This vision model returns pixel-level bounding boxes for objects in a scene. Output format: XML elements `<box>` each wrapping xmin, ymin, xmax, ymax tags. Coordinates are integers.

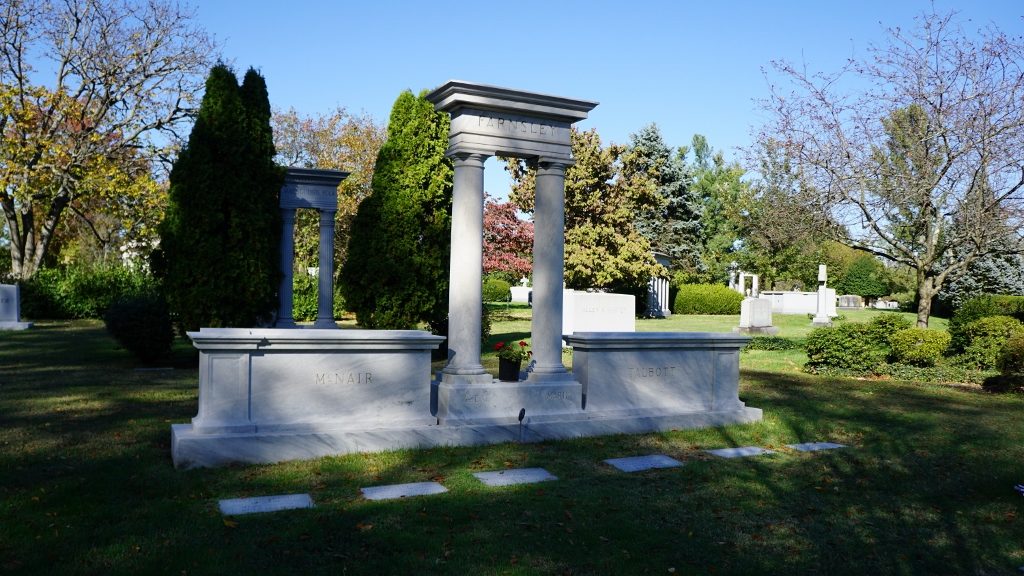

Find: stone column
<box><xmin>313</xmin><ymin>209</ymin><xmax>337</xmax><ymax>329</ymax></box>
<box><xmin>752</xmin><ymin>275</ymin><xmax>759</xmax><ymax>298</ymax></box>
<box><xmin>442</xmin><ymin>153</ymin><xmax>490</xmax><ymax>383</ymax></box>
<box><xmin>276</xmin><ymin>208</ymin><xmax>297</xmax><ymax>328</ymax></box>
<box><xmin>529</xmin><ymin>158</ymin><xmax>574</xmax><ymax>382</ymax></box>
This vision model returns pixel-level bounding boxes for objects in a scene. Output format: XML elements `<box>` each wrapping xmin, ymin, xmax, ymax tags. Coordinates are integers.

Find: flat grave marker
<box><xmin>706</xmin><ymin>446</ymin><xmax>775</xmax><ymax>459</ymax></box>
<box><xmin>604</xmin><ymin>454</ymin><xmax>683</xmax><ymax>472</ymax></box>
<box><xmin>360</xmin><ymin>482</ymin><xmax>448</xmax><ymax>501</ymax></box>
<box><xmin>787</xmin><ymin>442</ymin><xmax>847</xmax><ymax>452</ymax></box>
<box><xmin>218</xmin><ymin>493</ymin><xmax>314</xmax><ymax>516</ymax></box>
<box><xmin>472</xmin><ymin>468</ymin><xmax>557</xmax><ymax>487</ymax></box>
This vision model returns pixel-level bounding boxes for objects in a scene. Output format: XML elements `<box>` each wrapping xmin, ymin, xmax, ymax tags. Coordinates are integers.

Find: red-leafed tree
<box><xmin>483</xmin><ymin>194</ymin><xmax>533</xmax><ymax>281</ymax></box>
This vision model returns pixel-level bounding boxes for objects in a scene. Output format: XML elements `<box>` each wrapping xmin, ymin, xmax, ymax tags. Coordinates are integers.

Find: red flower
<box><xmin>495</xmin><ymin>342</ymin><xmax>505</xmax><ymax>351</ymax></box>
<box><xmin>518</xmin><ymin>340</ymin><xmax>527</xmax><ymax>347</ymax></box>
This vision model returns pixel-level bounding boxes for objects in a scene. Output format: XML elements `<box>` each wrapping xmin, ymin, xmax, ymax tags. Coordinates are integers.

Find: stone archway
<box><xmin>426</xmin><ymin>81</ymin><xmax>597</xmax><ymax>424</ymax></box>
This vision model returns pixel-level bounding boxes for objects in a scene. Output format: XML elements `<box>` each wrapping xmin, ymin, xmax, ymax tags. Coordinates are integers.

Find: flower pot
<box><xmin>497</xmin><ymin>358</ymin><xmax>521</xmax><ymax>382</ymax></box>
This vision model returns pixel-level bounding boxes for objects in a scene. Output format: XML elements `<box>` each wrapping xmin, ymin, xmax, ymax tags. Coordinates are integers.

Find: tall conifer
<box><xmin>155</xmin><ymin>65</ymin><xmax>282</xmax><ymax>331</ymax></box>
<box><xmin>340</xmin><ymin>90</ymin><xmax>452</xmax><ymax>330</ymax></box>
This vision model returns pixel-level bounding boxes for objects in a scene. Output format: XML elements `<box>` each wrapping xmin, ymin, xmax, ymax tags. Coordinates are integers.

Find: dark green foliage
<box><xmin>957</xmin><ymin>315</ymin><xmax>1024</xmax><ymax>370</ymax></box>
<box><xmin>865</xmin><ymin>313</ymin><xmax>913</xmax><ymax>347</ymax></box>
<box><xmin>888</xmin><ymin>328</ymin><xmax>950</xmax><ymax>367</ymax></box>
<box><xmin>102</xmin><ymin>292</ymin><xmax>174</xmax><ymax>364</ymax></box>
<box><xmin>20</xmin><ymin>265</ymin><xmax>153</xmax><ymax>319</ymax></box>
<box><xmin>836</xmin><ymin>254</ymin><xmax>889</xmax><ymax>299</ymax></box>
<box><xmin>290</xmin><ymin>273</ymin><xmax>345</xmax><ymax>322</ymax></box>
<box><xmin>482</xmin><ymin>277</ymin><xmax>511</xmax><ymax>302</ymax></box>
<box><xmin>154</xmin><ymin>65</ymin><xmax>283</xmax><ymax>332</ymax></box>
<box><xmin>885</xmin><ymin>363</ymin><xmax>995</xmax><ymax>386</ymax></box>
<box><xmin>804</xmin><ymin>323</ymin><xmax>887</xmax><ymax>374</ymax></box>
<box><xmin>743</xmin><ymin>336</ymin><xmax>804</xmax><ymax>351</ymax></box>
<box><xmin>673</xmin><ymin>284</ymin><xmax>744</xmax><ymax>315</ymax></box>
<box><xmin>948</xmin><ymin>295</ymin><xmax>1024</xmax><ymax>351</ymax></box>
<box><xmin>997</xmin><ymin>332</ymin><xmax>1024</xmax><ymax>375</ymax></box>
<box><xmin>340</xmin><ymin>90</ymin><xmax>452</xmax><ymax>330</ymax></box>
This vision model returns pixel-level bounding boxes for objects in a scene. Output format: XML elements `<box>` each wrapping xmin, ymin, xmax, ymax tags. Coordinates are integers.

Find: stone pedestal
<box><xmin>811</xmin><ymin>265</ymin><xmax>832</xmax><ymax>326</ymax></box>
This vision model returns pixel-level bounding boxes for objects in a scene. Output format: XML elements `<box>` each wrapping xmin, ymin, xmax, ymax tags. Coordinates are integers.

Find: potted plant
<box><xmin>495</xmin><ymin>340</ymin><xmax>530</xmax><ymax>381</ymax></box>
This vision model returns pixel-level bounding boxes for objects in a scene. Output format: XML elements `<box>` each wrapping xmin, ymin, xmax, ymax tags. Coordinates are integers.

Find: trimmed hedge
<box><xmin>743</xmin><ymin>336</ymin><xmax>804</xmax><ymax>351</ymax></box>
<box><xmin>997</xmin><ymin>332</ymin><xmax>1024</xmax><ymax>375</ymax></box>
<box><xmin>20</xmin><ymin>265</ymin><xmax>154</xmax><ymax>319</ymax></box>
<box><xmin>291</xmin><ymin>273</ymin><xmax>346</xmax><ymax>323</ymax></box>
<box><xmin>805</xmin><ymin>323</ymin><xmax>887</xmax><ymax>374</ymax></box>
<box><xmin>673</xmin><ymin>284</ymin><xmax>744</xmax><ymax>315</ymax></box>
<box><xmin>482</xmin><ymin>277</ymin><xmax>511</xmax><ymax>302</ymax></box>
<box><xmin>888</xmin><ymin>328</ymin><xmax>950</xmax><ymax>367</ymax></box>
<box><xmin>949</xmin><ymin>295</ymin><xmax>1024</xmax><ymax>351</ymax></box>
<box><xmin>958</xmin><ymin>315</ymin><xmax>1024</xmax><ymax>370</ymax></box>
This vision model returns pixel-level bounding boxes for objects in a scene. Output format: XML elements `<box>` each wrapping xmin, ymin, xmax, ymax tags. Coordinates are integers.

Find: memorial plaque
<box><xmin>472</xmin><ymin>468</ymin><xmax>557</xmax><ymax>487</ymax></box>
<box><xmin>360</xmin><ymin>482</ymin><xmax>447</xmax><ymax>501</ymax></box>
<box><xmin>706</xmin><ymin>446</ymin><xmax>775</xmax><ymax>458</ymax></box>
<box><xmin>787</xmin><ymin>442</ymin><xmax>846</xmax><ymax>452</ymax></box>
<box><xmin>218</xmin><ymin>493</ymin><xmax>314</xmax><ymax>515</ymax></box>
<box><xmin>604</xmin><ymin>454</ymin><xmax>683</xmax><ymax>473</ymax></box>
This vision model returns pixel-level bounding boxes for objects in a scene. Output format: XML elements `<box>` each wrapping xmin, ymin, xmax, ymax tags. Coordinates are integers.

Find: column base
<box><xmin>312</xmin><ymin>319</ymin><xmax>338</xmax><ymax>329</ymax></box>
<box><xmin>526</xmin><ymin>363</ymin><xmax>575</xmax><ymax>383</ymax></box>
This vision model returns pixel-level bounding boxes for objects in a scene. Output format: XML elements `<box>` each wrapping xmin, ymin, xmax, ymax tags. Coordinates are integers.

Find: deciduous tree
<box><xmin>757</xmin><ymin>11</ymin><xmax>1024</xmax><ymax>326</ymax></box>
<box><xmin>0</xmin><ymin>0</ymin><xmax>214</xmax><ymax>278</ymax></box>
<box><xmin>483</xmin><ymin>194</ymin><xmax>532</xmax><ymax>281</ymax></box>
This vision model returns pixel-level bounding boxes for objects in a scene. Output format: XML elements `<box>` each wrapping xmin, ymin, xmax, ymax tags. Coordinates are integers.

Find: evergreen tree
<box><xmin>339</xmin><ymin>90</ymin><xmax>452</xmax><ymax>330</ymax></box>
<box><xmin>154</xmin><ymin>65</ymin><xmax>283</xmax><ymax>331</ymax></box>
<box><xmin>624</xmin><ymin>124</ymin><xmax>703</xmax><ymax>274</ymax></box>
<box><xmin>687</xmin><ymin>135</ymin><xmax>749</xmax><ymax>283</ymax></box>
<box><xmin>836</xmin><ymin>253</ymin><xmax>890</xmax><ymax>299</ymax></box>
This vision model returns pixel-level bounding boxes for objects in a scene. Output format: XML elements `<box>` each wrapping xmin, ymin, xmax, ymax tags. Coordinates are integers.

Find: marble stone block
<box><xmin>433</xmin><ymin>378</ymin><xmax>583</xmax><ymax>425</ymax></box>
<box><xmin>473</xmin><ymin>467</ymin><xmax>557</xmax><ymax>487</ymax></box>
<box><xmin>562</xmin><ymin>290</ymin><xmax>636</xmax><ymax>336</ymax></box>
<box><xmin>737</xmin><ymin>297</ymin><xmax>777</xmax><ymax>335</ymax></box>
<box><xmin>837</xmin><ymin>295</ymin><xmax>864</xmax><ymax>309</ymax></box>
<box><xmin>218</xmin><ymin>493</ymin><xmax>314</xmax><ymax>515</ymax></box>
<box><xmin>564</xmin><ymin>332</ymin><xmax>754</xmax><ymax>416</ymax></box>
<box><xmin>361</xmin><ymin>482</ymin><xmax>447</xmax><ymax>501</ymax></box>
<box><xmin>706</xmin><ymin>446</ymin><xmax>775</xmax><ymax>458</ymax></box>
<box><xmin>0</xmin><ymin>284</ymin><xmax>31</xmax><ymax>330</ymax></box>
<box><xmin>604</xmin><ymin>454</ymin><xmax>683</xmax><ymax>472</ymax></box>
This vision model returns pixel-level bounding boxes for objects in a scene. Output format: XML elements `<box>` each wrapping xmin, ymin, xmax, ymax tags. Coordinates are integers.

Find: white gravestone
<box><xmin>562</xmin><ymin>290</ymin><xmax>635</xmax><ymax>336</ymax></box>
<box><xmin>510</xmin><ymin>277</ymin><xmax>531</xmax><ymax>303</ymax></box>
<box><xmin>0</xmin><ymin>284</ymin><xmax>31</xmax><ymax>330</ymax></box>
<box><xmin>737</xmin><ymin>297</ymin><xmax>778</xmax><ymax>335</ymax></box>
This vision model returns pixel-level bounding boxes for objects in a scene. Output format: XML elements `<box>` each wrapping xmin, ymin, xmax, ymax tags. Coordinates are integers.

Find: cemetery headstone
<box><xmin>0</xmin><ymin>284</ymin><xmax>31</xmax><ymax>330</ymax></box>
<box><xmin>837</xmin><ymin>294</ymin><xmax>864</xmax><ymax>309</ymax></box>
<box><xmin>736</xmin><ymin>297</ymin><xmax>778</xmax><ymax>335</ymax></box>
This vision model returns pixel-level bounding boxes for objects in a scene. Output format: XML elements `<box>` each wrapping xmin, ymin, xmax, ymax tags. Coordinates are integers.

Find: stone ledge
<box><xmin>171</xmin><ymin>407</ymin><xmax>762</xmax><ymax>469</ymax></box>
<box><xmin>0</xmin><ymin>321</ymin><xmax>32</xmax><ymax>331</ymax></box>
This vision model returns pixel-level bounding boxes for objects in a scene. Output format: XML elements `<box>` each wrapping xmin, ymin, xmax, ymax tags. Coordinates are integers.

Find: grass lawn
<box><xmin>2</xmin><ymin>316</ymin><xmax>1023</xmax><ymax>575</ymax></box>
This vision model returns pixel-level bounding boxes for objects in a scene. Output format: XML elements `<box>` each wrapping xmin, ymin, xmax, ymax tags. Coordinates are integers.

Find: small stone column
<box><xmin>313</xmin><ymin>209</ymin><xmax>337</xmax><ymax>329</ymax></box>
<box><xmin>276</xmin><ymin>209</ymin><xmax>297</xmax><ymax>328</ymax></box>
<box><xmin>441</xmin><ymin>153</ymin><xmax>490</xmax><ymax>383</ymax></box>
<box><xmin>812</xmin><ymin>264</ymin><xmax>831</xmax><ymax>326</ymax></box>
<box><xmin>529</xmin><ymin>159</ymin><xmax>574</xmax><ymax>382</ymax></box>
<box><xmin>751</xmin><ymin>274</ymin><xmax>759</xmax><ymax>298</ymax></box>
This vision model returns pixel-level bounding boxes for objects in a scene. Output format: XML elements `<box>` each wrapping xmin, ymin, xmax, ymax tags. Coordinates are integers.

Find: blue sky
<box><xmin>196</xmin><ymin>1</ymin><xmax>1023</xmax><ymax>195</ymax></box>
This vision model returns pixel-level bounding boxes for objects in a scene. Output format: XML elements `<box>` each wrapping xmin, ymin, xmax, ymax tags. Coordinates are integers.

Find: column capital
<box><xmin>451</xmin><ymin>152</ymin><xmax>490</xmax><ymax>167</ymax></box>
<box><xmin>536</xmin><ymin>157</ymin><xmax>575</xmax><ymax>172</ymax></box>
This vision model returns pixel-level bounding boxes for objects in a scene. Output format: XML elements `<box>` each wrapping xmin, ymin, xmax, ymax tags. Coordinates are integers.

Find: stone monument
<box><xmin>736</xmin><ymin>297</ymin><xmax>777</xmax><ymax>335</ymax></box>
<box><xmin>811</xmin><ymin>264</ymin><xmax>833</xmax><ymax>326</ymax></box>
<box><xmin>0</xmin><ymin>284</ymin><xmax>31</xmax><ymax>330</ymax></box>
<box><xmin>275</xmin><ymin>168</ymin><xmax>349</xmax><ymax>328</ymax></box>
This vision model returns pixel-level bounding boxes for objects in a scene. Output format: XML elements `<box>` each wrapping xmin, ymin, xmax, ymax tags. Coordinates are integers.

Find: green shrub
<box><xmin>103</xmin><ymin>292</ymin><xmax>174</xmax><ymax>364</ymax></box>
<box><xmin>21</xmin><ymin>265</ymin><xmax>153</xmax><ymax>319</ymax></box>
<box><xmin>805</xmin><ymin>323</ymin><xmax>886</xmax><ymax>374</ymax></box>
<box><xmin>482</xmin><ymin>277</ymin><xmax>511</xmax><ymax>302</ymax></box>
<box><xmin>886</xmin><ymin>363</ymin><xmax>994</xmax><ymax>386</ymax></box>
<box><xmin>673</xmin><ymin>284</ymin><xmax>744</xmax><ymax>315</ymax></box>
<box><xmin>997</xmin><ymin>332</ymin><xmax>1024</xmax><ymax>375</ymax></box>
<box><xmin>949</xmin><ymin>295</ymin><xmax>1024</xmax><ymax>351</ymax></box>
<box><xmin>888</xmin><ymin>328</ymin><xmax>950</xmax><ymax>367</ymax></box>
<box><xmin>291</xmin><ymin>273</ymin><xmax>345</xmax><ymax>322</ymax></box>
<box><xmin>957</xmin><ymin>315</ymin><xmax>1024</xmax><ymax>370</ymax></box>
<box><xmin>744</xmin><ymin>336</ymin><xmax>804</xmax><ymax>351</ymax></box>
<box><xmin>865</xmin><ymin>313</ymin><xmax>913</xmax><ymax>346</ymax></box>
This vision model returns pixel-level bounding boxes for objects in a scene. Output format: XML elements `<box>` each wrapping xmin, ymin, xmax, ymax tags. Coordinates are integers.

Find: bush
<box><xmin>291</xmin><ymin>273</ymin><xmax>346</xmax><ymax>323</ymax></box>
<box><xmin>997</xmin><ymin>332</ymin><xmax>1024</xmax><ymax>375</ymax></box>
<box><xmin>886</xmin><ymin>363</ymin><xmax>994</xmax><ymax>386</ymax></box>
<box><xmin>673</xmin><ymin>284</ymin><xmax>744</xmax><ymax>315</ymax></box>
<box><xmin>957</xmin><ymin>315</ymin><xmax>1024</xmax><ymax>370</ymax></box>
<box><xmin>805</xmin><ymin>323</ymin><xmax>886</xmax><ymax>374</ymax></box>
<box><xmin>21</xmin><ymin>265</ymin><xmax>154</xmax><ymax>319</ymax></box>
<box><xmin>888</xmin><ymin>328</ymin><xmax>950</xmax><ymax>367</ymax></box>
<box><xmin>865</xmin><ymin>313</ymin><xmax>913</xmax><ymax>346</ymax></box>
<box><xmin>482</xmin><ymin>277</ymin><xmax>511</xmax><ymax>302</ymax></box>
<box><xmin>103</xmin><ymin>292</ymin><xmax>174</xmax><ymax>364</ymax></box>
<box><xmin>949</xmin><ymin>295</ymin><xmax>1024</xmax><ymax>351</ymax></box>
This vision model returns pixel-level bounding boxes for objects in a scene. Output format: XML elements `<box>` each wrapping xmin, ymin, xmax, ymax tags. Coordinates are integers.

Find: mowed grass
<box><xmin>2</xmin><ymin>316</ymin><xmax>1023</xmax><ymax>575</ymax></box>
